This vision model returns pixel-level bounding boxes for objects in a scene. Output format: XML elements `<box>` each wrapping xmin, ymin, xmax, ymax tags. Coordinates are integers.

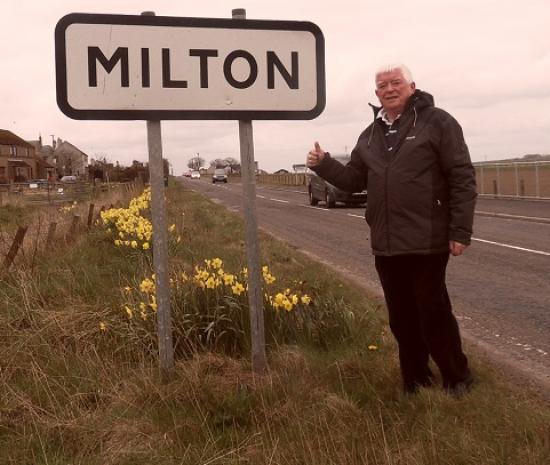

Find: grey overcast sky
<box><xmin>2</xmin><ymin>0</ymin><xmax>549</xmax><ymax>174</ymax></box>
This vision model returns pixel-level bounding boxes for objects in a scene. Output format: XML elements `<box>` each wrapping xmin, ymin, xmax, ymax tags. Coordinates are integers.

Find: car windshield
<box><xmin>214</xmin><ymin>169</ymin><xmax>226</xmax><ymax>175</ymax></box>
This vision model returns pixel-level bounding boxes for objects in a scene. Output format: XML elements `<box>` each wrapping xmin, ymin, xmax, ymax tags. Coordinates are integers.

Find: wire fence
<box><xmin>474</xmin><ymin>161</ymin><xmax>550</xmax><ymax>200</ymax></box>
<box><xmin>254</xmin><ymin>161</ymin><xmax>550</xmax><ymax>201</ymax></box>
<box><xmin>0</xmin><ymin>181</ymin><xmax>133</xmax><ymax>206</ymax></box>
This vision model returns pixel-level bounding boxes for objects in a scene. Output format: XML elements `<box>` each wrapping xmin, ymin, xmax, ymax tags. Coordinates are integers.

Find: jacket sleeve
<box><xmin>311</xmin><ymin>141</ymin><xmax>368</xmax><ymax>193</ymax></box>
<box><xmin>438</xmin><ymin>114</ymin><xmax>477</xmax><ymax>245</ymax></box>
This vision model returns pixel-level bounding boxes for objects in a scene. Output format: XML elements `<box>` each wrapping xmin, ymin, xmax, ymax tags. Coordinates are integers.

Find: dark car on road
<box><xmin>307</xmin><ymin>154</ymin><xmax>367</xmax><ymax>208</ymax></box>
<box><xmin>212</xmin><ymin>168</ymin><xmax>228</xmax><ymax>183</ymax></box>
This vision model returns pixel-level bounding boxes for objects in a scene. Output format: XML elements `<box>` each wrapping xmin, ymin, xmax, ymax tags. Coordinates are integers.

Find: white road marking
<box><xmin>257</xmin><ymin>195</ymin><xmax>266</xmax><ymax>199</ymax></box>
<box><xmin>472</xmin><ymin>237</ymin><xmax>550</xmax><ymax>256</ymax></box>
<box><xmin>300</xmin><ymin>205</ymin><xmax>330</xmax><ymax>211</ymax></box>
<box><xmin>477</xmin><ymin>211</ymin><xmax>550</xmax><ymax>223</ymax></box>
<box><xmin>331</xmin><ymin>214</ymin><xmax>550</xmax><ymax>256</ymax></box>
<box><xmin>270</xmin><ymin>198</ymin><xmax>289</xmax><ymax>203</ymax></box>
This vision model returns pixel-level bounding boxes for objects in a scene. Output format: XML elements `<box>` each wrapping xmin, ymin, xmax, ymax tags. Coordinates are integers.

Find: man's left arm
<box><xmin>438</xmin><ymin>114</ymin><xmax>477</xmax><ymax>255</ymax></box>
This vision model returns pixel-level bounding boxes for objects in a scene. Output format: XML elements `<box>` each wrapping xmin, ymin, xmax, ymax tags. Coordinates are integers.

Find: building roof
<box><xmin>0</xmin><ymin>129</ymin><xmax>34</xmax><ymax>149</ymax></box>
<box><xmin>55</xmin><ymin>140</ymin><xmax>89</xmax><ymax>159</ymax></box>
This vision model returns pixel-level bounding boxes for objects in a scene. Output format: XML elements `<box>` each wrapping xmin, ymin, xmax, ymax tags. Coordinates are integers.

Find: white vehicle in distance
<box><xmin>212</xmin><ymin>168</ymin><xmax>228</xmax><ymax>183</ymax></box>
<box><xmin>60</xmin><ymin>175</ymin><xmax>78</xmax><ymax>183</ymax></box>
<box><xmin>190</xmin><ymin>170</ymin><xmax>201</xmax><ymax>179</ymax></box>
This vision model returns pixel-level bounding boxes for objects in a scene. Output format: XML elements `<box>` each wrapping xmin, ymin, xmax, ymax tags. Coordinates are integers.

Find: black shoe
<box><xmin>446</xmin><ymin>375</ymin><xmax>475</xmax><ymax>398</ymax></box>
<box><xmin>404</xmin><ymin>374</ymin><xmax>436</xmax><ymax>394</ymax></box>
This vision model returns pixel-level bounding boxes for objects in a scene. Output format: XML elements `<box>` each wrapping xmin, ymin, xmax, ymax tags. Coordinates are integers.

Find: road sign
<box><xmin>55</xmin><ymin>13</ymin><xmax>325</xmax><ymax>120</ymax></box>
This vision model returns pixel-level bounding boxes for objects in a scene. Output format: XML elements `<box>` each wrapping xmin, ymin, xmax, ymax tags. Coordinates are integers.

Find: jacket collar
<box><xmin>368</xmin><ymin>89</ymin><xmax>434</xmax><ymax>121</ymax></box>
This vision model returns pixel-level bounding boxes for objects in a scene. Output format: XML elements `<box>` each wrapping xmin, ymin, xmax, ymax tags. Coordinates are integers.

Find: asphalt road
<box><xmin>180</xmin><ymin>177</ymin><xmax>550</xmax><ymax>389</ymax></box>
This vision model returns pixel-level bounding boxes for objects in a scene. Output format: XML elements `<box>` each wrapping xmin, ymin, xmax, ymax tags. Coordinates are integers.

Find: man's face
<box><xmin>375</xmin><ymin>69</ymin><xmax>416</xmax><ymax>115</ymax></box>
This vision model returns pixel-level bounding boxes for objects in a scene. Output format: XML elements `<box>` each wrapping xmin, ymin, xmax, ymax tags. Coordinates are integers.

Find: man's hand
<box><xmin>307</xmin><ymin>141</ymin><xmax>326</xmax><ymax>167</ymax></box>
<box><xmin>449</xmin><ymin>240</ymin><xmax>468</xmax><ymax>256</ymax></box>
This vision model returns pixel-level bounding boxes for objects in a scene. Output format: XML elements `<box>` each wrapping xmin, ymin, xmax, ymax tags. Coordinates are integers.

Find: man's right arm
<box><xmin>307</xmin><ymin>141</ymin><xmax>367</xmax><ymax>193</ymax></box>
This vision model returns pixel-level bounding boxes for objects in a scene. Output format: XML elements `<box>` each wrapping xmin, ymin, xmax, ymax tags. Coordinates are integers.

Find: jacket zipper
<box><xmin>385</xmin><ymin>167</ymin><xmax>391</xmax><ymax>254</ymax></box>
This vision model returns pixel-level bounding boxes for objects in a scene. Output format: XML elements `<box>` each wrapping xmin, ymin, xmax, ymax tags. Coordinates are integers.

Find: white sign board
<box><xmin>55</xmin><ymin>13</ymin><xmax>325</xmax><ymax>120</ymax></box>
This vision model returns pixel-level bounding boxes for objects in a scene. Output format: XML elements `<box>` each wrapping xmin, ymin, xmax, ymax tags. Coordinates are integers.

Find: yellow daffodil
<box><xmin>232</xmin><ymin>282</ymin><xmax>245</xmax><ymax>296</ymax></box>
<box><xmin>223</xmin><ymin>273</ymin><xmax>235</xmax><ymax>285</ymax></box>
<box><xmin>99</xmin><ymin>322</ymin><xmax>106</xmax><ymax>331</ymax></box>
<box><xmin>368</xmin><ymin>345</ymin><xmax>378</xmax><ymax>351</ymax></box>
<box><xmin>124</xmin><ymin>305</ymin><xmax>134</xmax><ymax>319</ymax></box>
<box><xmin>139</xmin><ymin>278</ymin><xmax>155</xmax><ymax>294</ymax></box>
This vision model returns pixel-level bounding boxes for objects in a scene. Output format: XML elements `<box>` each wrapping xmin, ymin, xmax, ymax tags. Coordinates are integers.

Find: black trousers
<box><xmin>375</xmin><ymin>253</ymin><xmax>471</xmax><ymax>391</ymax></box>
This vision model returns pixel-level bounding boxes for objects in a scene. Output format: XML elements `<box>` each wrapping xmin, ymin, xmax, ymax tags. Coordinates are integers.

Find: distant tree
<box><xmin>187</xmin><ymin>156</ymin><xmax>205</xmax><ymax>170</ymax></box>
<box><xmin>224</xmin><ymin>157</ymin><xmax>240</xmax><ymax>173</ymax></box>
<box><xmin>210</xmin><ymin>158</ymin><xmax>227</xmax><ymax>168</ymax></box>
<box><xmin>163</xmin><ymin>158</ymin><xmax>170</xmax><ymax>176</ymax></box>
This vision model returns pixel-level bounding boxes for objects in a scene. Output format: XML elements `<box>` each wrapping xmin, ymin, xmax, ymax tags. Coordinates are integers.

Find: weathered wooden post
<box><xmin>3</xmin><ymin>226</ymin><xmax>29</xmax><ymax>269</ymax></box>
<box><xmin>87</xmin><ymin>203</ymin><xmax>95</xmax><ymax>228</ymax></box>
<box><xmin>232</xmin><ymin>8</ymin><xmax>268</xmax><ymax>373</ymax></box>
<box><xmin>142</xmin><ymin>10</ymin><xmax>175</xmax><ymax>382</ymax></box>
<box><xmin>69</xmin><ymin>214</ymin><xmax>80</xmax><ymax>237</ymax></box>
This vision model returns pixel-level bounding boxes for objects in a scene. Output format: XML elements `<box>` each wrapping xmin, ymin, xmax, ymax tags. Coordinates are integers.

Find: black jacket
<box><xmin>312</xmin><ymin>90</ymin><xmax>477</xmax><ymax>256</ymax></box>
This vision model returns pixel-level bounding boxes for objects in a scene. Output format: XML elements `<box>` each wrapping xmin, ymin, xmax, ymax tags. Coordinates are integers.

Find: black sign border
<box><xmin>55</xmin><ymin>13</ymin><xmax>326</xmax><ymax>121</ymax></box>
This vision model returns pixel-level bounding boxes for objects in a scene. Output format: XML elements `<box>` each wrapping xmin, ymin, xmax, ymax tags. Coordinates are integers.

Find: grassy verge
<box><xmin>0</xmin><ymin>180</ymin><xmax>548</xmax><ymax>465</ymax></box>
<box><xmin>0</xmin><ymin>203</ymin><xmax>33</xmax><ymax>229</ymax></box>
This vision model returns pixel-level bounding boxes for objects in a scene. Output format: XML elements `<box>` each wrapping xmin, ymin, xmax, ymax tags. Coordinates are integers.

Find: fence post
<box><xmin>87</xmin><ymin>203</ymin><xmax>95</xmax><ymax>228</ymax></box>
<box><xmin>514</xmin><ymin>163</ymin><xmax>519</xmax><ymax>198</ymax></box>
<box><xmin>3</xmin><ymin>226</ymin><xmax>29</xmax><ymax>269</ymax></box>
<box><xmin>46</xmin><ymin>222</ymin><xmax>57</xmax><ymax>248</ymax></box>
<box><xmin>69</xmin><ymin>215</ymin><xmax>80</xmax><ymax>238</ymax></box>
<box><xmin>479</xmin><ymin>165</ymin><xmax>484</xmax><ymax>195</ymax></box>
<box><xmin>535</xmin><ymin>162</ymin><xmax>540</xmax><ymax>198</ymax></box>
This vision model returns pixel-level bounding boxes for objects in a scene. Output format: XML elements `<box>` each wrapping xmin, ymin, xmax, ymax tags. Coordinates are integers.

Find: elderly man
<box><xmin>307</xmin><ymin>64</ymin><xmax>476</xmax><ymax>395</ymax></box>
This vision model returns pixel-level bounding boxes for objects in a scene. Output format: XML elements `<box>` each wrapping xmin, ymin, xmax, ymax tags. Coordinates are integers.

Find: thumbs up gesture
<box><xmin>307</xmin><ymin>141</ymin><xmax>326</xmax><ymax>167</ymax></box>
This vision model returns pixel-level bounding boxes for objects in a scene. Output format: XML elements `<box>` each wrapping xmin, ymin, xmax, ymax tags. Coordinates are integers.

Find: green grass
<box><xmin>0</xmin><ymin>203</ymin><xmax>33</xmax><ymax>229</ymax></box>
<box><xmin>0</xmin><ymin>181</ymin><xmax>548</xmax><ymax>464</ymax></box>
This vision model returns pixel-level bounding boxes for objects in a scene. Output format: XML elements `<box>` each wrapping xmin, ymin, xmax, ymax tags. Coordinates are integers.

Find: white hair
<box><xmin>375</xmin><ymin>63</ymin><xmax>414</xmax><ymax>84</ymax></box>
